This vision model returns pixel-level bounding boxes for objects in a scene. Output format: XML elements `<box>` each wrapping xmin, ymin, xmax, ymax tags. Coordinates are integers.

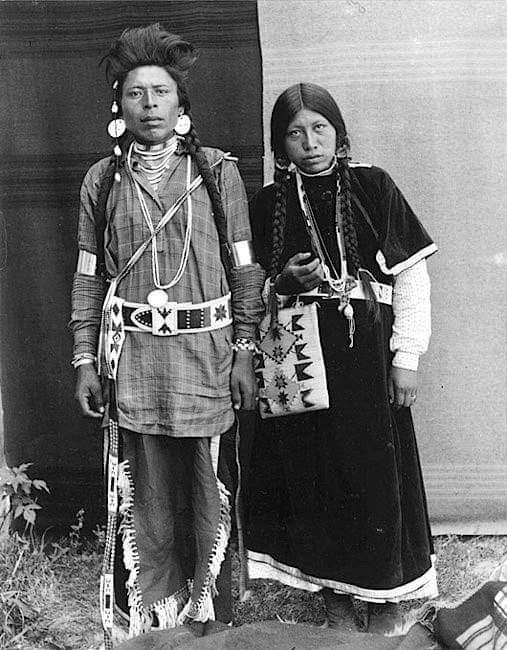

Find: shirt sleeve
<box><xmin>390</xmin><ymin>259</ymin><xmax>431</xmax><ymax>371</ymax></box>
<box><xmin>69</xmin><ymin>164</ymin><xmax>108</xmax><ymax>358</ymax></box>
<box><xmin>219</xmin><ymin>158</ymin><xmax>266</xmax><ymax>340</ymax></box>
<box><xmin>376</xmin><ymin>170</ymin><xmax>437</xmax><ymax>275</ymax></box>
<box><xmin>219</xmin><ymin>157</ymin><xmax>252</xmax><ymax>243</ymax></box>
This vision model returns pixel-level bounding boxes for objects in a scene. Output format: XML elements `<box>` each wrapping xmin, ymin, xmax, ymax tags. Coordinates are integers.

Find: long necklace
<box><xmin>127</xmin><ymin>141</ymin><xmax>193</xmax><ymax>293</ymax></box>
<box><xmin>295</xmin><ymin>167</ymin><xmax>357</xmax><ymax>346</ymax></box>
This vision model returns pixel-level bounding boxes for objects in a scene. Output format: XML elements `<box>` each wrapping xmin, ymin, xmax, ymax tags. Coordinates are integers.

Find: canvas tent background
<box><xmin>0</xmin><ymin>0</ymin><xmax>505</xmax><ymax>534</ymax></box>
<box><xmin>257</xmin><ymin>0</ymin><xmax>506</xmax><ymax>533</ymax></box>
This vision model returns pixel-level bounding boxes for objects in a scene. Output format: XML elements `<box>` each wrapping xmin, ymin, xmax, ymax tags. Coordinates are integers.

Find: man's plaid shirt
<box><xmin>70</xmin><ymin>147</ymin><xmax>264</xmax><ymax>436</ymax></box>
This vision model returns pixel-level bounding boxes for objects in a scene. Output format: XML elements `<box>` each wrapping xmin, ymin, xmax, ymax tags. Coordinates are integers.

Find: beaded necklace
<box><xmin>127</xmin><ymin>141</ymin><xmax>193</xmax><ymax>293</ymax></box>
<box><xmin>295</xmin><ymin>165</ymin><xmax>357</xmax><ymax>346</ymax></box>
<box><xmin>133</xmin><ymin>136</ymin><xmax>180</xmax><ymax>189</ymax></box>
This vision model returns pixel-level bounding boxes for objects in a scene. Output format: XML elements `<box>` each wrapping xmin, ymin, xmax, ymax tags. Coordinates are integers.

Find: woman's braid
<box><xmin>337</xmin><ymin>158</ymin><xmax>361</xmax><ymax>278</ymax></box>
<box><xmin>269</xmin><ymin>166</ymin><xmax>290</xmax><ymax>280</ymax></box>
<box><xmin>338</xmin><ymin>157</ymin><xmax>380</xmax><ymax>319</ymax></box>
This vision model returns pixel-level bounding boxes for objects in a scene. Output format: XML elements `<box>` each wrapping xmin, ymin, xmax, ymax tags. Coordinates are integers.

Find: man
<box><xmin>69</xmin><ymin>24</ymin><xmax>264</xmax><ymax>643</ymax></box>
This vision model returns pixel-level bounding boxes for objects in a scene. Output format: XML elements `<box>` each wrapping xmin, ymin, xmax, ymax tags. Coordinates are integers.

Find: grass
<box><xmin>0</xmin><ymin>529</ymin><xmax>505</xmax><ymax>649</ymax></box>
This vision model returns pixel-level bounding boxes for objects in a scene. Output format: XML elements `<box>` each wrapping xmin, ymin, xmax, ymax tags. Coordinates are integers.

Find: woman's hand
<box><xmin>75</xmin><ymin>364</ymin><xmax>105</xmax><ymax>418</ymax></box>
<box><xmin>230</xmin><ymin>350</ymin><xmax>257</xmax><ymax>411</ymax></box>
<box><xmin>275</xmin><ymin>252</ymin><xmax>324</xmax><ymax>294</ymax></box>
<box><xmin>389</xmin><ymin>366</ymin><xmax>418</xmax><ymax>409</ymax></box>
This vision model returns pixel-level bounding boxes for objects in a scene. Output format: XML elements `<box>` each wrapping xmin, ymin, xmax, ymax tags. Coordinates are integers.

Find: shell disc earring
<box><xmin>174</xmin><ymin>114</ymin><xmax>191</xmax><ymax>136</ymax></box>
<box><xmin>107</xmin><ymin>81</ymin><xmax>126</xmax><ymax>182</ymax></box>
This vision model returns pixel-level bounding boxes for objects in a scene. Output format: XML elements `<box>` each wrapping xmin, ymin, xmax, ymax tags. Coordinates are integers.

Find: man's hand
<box><xmin>389</xmin><ymin>366</ymin><xmax>418</xmax><ymax>409</ymax></box>
<box><xmin>275</xmin><ymin>252</ymin><xmax>324</xmax><ymax>295</ymax></box>
<box><xmin>75</xmin><ymin>364</ymin><xmax>105</xmax><ymax>418</ymax></box>
<box><xmin>230</xmin><ymin>350</ymin><xmax>257</xmax><ymax>411</ymax></box>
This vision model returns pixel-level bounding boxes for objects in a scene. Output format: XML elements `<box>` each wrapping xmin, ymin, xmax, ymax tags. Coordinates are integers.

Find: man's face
<box><xmin>121</xmin><ymin>65</ymin><xmax>182</xmax><ymax>145</ymax></box>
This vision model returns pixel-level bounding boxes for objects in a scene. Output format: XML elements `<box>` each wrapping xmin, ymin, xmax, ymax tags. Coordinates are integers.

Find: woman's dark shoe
<box><xmin>367</xmin><ymin>602</ymin><xmax>404</xmax><ymax>635</ymax></box>
<box><xmin>321</xmin><ymin>588</ymin><xmax>357</xmax><ymax>631</ymax></box>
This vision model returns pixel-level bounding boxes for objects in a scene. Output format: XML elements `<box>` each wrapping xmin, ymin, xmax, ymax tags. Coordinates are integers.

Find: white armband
<box><xmin>77</xmin><ymin>250</ymin><xmax>97</xmax><ymax>276</ymax></box>
<box><xmin>231</xmin><ymin>240</ymin><xmax>256</xmax><ymax>266</ymax></box>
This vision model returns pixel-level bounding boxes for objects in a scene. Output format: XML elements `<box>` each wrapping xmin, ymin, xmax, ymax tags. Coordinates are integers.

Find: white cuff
<box><xmin>392</xmin><ymin>351</ymin><xmax>419</xmax><ymax>371</ymax></box>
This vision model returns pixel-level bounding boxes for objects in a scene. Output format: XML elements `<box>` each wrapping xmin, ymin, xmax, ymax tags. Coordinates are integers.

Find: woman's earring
<box><xmin>107</xmin><ymin>81</ymin><xmax>126</xmax><ymax>182</ymax></box>
<box><xmin>274</xmin><ymin>155</ymin><xmax>290</xmax><ymax>171</ymax></box>
<box><xmin>336</xmin><ymin>144</ymin><xmax>349</xmax><ymax>160</ymax></box>
<box><xmin>174</xmin><ymin>114</ymin><xmax>191</xmax><ymax>136</ymax></box>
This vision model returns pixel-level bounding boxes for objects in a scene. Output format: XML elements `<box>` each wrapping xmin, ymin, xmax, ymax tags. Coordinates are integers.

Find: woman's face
<box><xmin>121</xmin><ymin>65</ymin><xmax>182</xmax><ymax>144</ymax></box>
<box><xmin>284</xmin><ymin>108</ymin><xmax>337</xmax><ymax>174</ymax></box>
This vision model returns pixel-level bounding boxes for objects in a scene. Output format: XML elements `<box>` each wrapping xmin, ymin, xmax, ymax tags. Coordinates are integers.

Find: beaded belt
<box><xmin>299</xmin><ymin>281</ymin><xmax>393</xmax><ymax>305</ymax></box>
<box><xmin>122</xmin><ymin>293</ymin><xmax>232</xmax><ymax>336</ymax></box>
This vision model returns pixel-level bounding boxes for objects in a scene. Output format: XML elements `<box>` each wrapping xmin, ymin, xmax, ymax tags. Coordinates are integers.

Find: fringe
<box><xmin>117</xmin><ymin>462</ymin><xmax>187</xmax><ymax>636</ymax></box>
<box><xmin>177</xmin><ymin>477</ymin><xmax>231</xmax><ymax>624</ymax></box>
<box><xmin>118</xmin><ymin>461</ymin><xmax>150</xmax><ymax>637</ymax></box>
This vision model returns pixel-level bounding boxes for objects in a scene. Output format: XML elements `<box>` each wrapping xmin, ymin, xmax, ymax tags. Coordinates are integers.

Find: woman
<box><xmin>69</xmin><ymin>24</ymin><xmax>264</xmax><ymax>642</ymax></box>
<box><xmin>246</xmin><ymin>83</ymin><xmax>438</xmax><ymax>634</ymax></box>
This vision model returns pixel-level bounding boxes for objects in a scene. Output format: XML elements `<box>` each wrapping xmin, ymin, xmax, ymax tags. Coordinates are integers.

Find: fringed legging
<box><xmin>112</xmin><ymin>425</ymin><xmax>235</xmax><ymax>636</ymax></box>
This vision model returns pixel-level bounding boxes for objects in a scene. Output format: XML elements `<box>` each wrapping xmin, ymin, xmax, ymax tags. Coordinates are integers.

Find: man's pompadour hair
<box><xmin>101</xmin><ymin>23</ymin><xmax>197</xmax><ymax>86</ymax></box>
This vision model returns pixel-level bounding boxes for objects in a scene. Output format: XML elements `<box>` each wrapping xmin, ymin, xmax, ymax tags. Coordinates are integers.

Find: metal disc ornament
<box><xmin>107</xmin><ymin>118</ymin><xmax>126</xmax><ymax>139</ymax></box>
<box><xmin>147</xmin><ymin>289</ymin><xmax>169</xmax><ymax>308</ymax></box>
<box><xmin>174</xmin><ymin>114</ymin><xmax>191</xmax><ymax>136</ymax></box>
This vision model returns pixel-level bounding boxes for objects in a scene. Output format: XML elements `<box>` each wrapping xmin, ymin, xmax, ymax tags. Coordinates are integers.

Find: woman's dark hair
<box><xmin>269</xmin><ymin>83</ymin><xmax>378</xmax><ymax>317</ymax></box>
<box><xmin>100</xmin><ymin>24</ymin><xmax>229</xmax><ymax>268</ymax></box>
<box><xmin>270</xmin><ymin>83</ymin><xmax>349</xmax><ymax>161</ymax></box>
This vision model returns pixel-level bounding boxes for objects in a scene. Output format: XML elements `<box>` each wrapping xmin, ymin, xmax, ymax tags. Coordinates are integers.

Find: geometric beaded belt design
<box><xmin>122</xmin><ymin>293</ymin><xmax>232</xmax><ymax>336</ymax></box>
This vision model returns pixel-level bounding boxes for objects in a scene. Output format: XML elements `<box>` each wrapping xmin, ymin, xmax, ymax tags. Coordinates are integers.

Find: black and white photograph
<box><xmin>0</xmin><ymin>1</ymin><xmax>505</xmax><ymax>648</ymax></box>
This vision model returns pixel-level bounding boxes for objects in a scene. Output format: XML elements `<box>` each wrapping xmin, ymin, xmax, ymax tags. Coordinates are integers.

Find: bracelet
<box><xmin>71</xmin><ymin>353</ymin><xmax>97</xmax><ymax>369</ymax></box>
<box><xmin>231</xmin><ymin>338</ymin><xmax>257</xmax><ymax>353</ymax></box>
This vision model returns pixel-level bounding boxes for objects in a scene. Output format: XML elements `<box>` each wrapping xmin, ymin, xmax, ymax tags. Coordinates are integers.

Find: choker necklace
<box><xmin>133</xmin><ymin>136</ymin><xmax>179</xmax><ymax>188</ymax></box>
<box><xmin>298</xmin><ymin>157</ymin><xmax>337</xmax><ymax>177</ymax></box>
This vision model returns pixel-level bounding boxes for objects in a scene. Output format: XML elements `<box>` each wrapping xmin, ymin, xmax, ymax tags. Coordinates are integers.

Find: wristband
<box><xmin>71</xmin><ymin>353</ymin><xmax>97</xmax><ymax>369</ymax></box>
<box><xmin>231</xmin><ymin>338</ymin><xmax>257</xmax><ymax>353</ymax></box>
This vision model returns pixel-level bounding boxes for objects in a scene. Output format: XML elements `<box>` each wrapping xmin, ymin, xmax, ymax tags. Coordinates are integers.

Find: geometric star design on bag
<box><xmin>272</xmin><ymin>345</ymin><xmax>285</xmax><ymax>362</ymax></box>
<box><xmin>264</xmin><ymin>368</ymin><xmax>300</xmax><ymax>410</ymax></box>
<box><xmin>255</xmin><ymin>303</ymin><xmax>329</xmax><ymax>418</ymax></box>
<box><xmin>274</xmin><ymin>373</ymin><xmax>289</xmax><ymax>389</ymax></box>
<box><xmin>258</xmin><ymin>320</ymin><xmax>297</xmax><ymax>363</ymax></box>
<box><xmin>271</xmin><ymin>325</ymin><xmax>283</xmax><ymax>340</ymax></box>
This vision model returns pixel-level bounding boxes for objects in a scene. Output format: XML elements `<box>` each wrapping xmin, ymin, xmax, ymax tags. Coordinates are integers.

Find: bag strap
<box><xmin>200</xmin><ymin>153</ymin><xmax>234</xmax><ymax>281</ymax></box>
<box><xmin>351</xmin><ymin>192</ymin><xmax>380</xmax><ymax>243</ymax></box>
<box><xmin>93</xmin><ymin>159</ymin><xmax>116</xmax><ymax>279</ymax></box>
<box><xmin>92</xmin><ymin>153</ymin><xmax>234</xmax><ymax>282</ymax></box>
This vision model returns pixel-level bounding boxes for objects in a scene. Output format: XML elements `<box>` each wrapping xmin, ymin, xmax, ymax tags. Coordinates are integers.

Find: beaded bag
<box><xmin>255</xmin><ymin>298</ymin><xmax>329</xmax><ymax>418</ymax></box>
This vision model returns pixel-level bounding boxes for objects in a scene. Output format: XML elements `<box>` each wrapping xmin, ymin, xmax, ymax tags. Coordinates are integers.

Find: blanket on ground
<box><xmin>117</xmin><ymin>580</ymin><xmax>507</xmax><ymax>649</ymax></box>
